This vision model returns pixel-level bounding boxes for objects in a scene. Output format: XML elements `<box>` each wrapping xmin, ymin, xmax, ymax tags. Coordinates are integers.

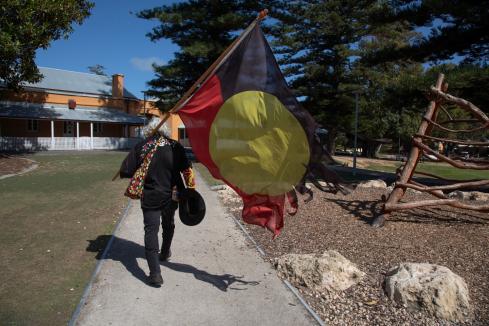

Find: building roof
<box><xmin>0</xmin><ymin>101</ymin><xmax>146</xmax><ymax>125</ymax></box>
<box><xmin>15</xmin><ymin>67</ymin><xmax>138</xmax><ymax>99</ymax></box>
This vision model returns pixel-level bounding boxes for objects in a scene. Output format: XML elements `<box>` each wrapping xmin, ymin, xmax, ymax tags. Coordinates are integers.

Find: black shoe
<box><xmin>159</xmin><ymin>249</ymin><xmax>172</xmax><ymax>262</ymax></box>
<box><xmin>148</xmin><ymin>273</ymin><xmax>163</xmax><ymax>286</ymax></box>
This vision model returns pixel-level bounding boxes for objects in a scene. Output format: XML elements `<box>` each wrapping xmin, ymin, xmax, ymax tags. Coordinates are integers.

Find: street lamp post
<box><xmin>398</xmin><ymin>109</ymin><xmax>401</xmax><ymax>160</ymax></box>
<box><xmin>353</xmin><ymin>91</ymin><xmax>359</xmax><ymax>175</ymax></box>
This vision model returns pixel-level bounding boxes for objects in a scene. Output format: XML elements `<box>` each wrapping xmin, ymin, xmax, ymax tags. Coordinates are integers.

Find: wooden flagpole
<box><xmin>112</xmin><ymin>9</ymin><xmax>268</xmax><ymax>181</ymax></box>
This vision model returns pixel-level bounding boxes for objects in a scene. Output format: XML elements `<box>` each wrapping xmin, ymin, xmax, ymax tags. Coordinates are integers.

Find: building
<box><xmin>140</xmin><ymin>97</ymin><xmax>189</xmax><ymax>147</ymax></box>
<box><xmin>0</xmin><ymin>67</ymin><xmax>187</xmax><ymax>151</ymax></box>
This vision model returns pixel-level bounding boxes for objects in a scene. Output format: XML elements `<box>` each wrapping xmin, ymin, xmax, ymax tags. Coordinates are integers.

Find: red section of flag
<box><xmin>176</xmin><ymin>24</ymin><xmax>349</xmax><ymax>237</ymax></box>
<box><xmin>241</xmin><ymin>194</ymin><xmax>285</xmax><ymax>237</ymax></box>
<box><xmin>178</xmin><ymin>75</ymin><xmax>224</xmax><ymax>181</ymax></box>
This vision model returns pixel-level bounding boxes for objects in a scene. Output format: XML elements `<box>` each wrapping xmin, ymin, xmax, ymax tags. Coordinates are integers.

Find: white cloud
<box><xmin>130</xmin><ymin>57</ymin><xmax>165</xmax><ymax>72</ymax></box>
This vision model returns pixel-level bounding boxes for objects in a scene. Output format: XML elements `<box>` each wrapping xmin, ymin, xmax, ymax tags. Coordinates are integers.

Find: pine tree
<box><xmin>270</xmin><ymin>0</ymin><xmax>427</xmax><ymax>157</ymax></box>
<box><xmin>352</xmin><ymin>11</ymin><xmax>425</xmax><ymax>156</ymax></box>
<box><xmin>270</xmin><ymin>0</ymin><xmax>407</xmax><ymax>154</ymax></box>
<box><xmin>87</xmin><ymin>64</ymin><xmax>107</xmax><ymax>76</ymax></box>
<box><xmin>137</xmin><ymin>0</ymin><xmax>269</xmax><ymax>111</ymax></box>
<box><xmin>365</xmin><ymin>0</ymin><xmax>489</xmax><ymax>64</ymax></box>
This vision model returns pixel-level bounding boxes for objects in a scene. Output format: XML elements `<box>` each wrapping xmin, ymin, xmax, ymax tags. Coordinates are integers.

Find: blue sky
<box><xmin>36</xmin><ymin>1</ymin><xmax>464</xmax><ymax>100</ymax></box>
<box><xmin>36</xmin><ymin>0</ymin><xmax>182</xmax><ymax>99</ymax></box>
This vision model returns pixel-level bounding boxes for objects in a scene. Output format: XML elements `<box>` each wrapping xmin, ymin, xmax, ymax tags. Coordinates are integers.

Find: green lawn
<box><xmin>195</xmin><ymin>159</ymin><xmax>489</xmax><ymax>185</ymax></box>
<box><xmin>365</xmin><ymin>161</ymin><xmax>489</xmax><ymax>180</ymax></box>
<box><xmin>0</xmin><ymin>151</ymin><xmax>128</xmax><ymax>326</ymax></box>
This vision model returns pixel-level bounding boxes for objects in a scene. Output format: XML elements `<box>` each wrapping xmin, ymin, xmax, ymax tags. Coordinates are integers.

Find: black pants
<box><xmin>142</xmin><ymin>203</ymin><xmax>176</xmax><ymax>275</ymax></box>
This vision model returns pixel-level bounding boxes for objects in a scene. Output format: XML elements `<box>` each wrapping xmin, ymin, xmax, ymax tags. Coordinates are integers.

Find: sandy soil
<box><xmin>0</xmin><ymin>154</ymin><xmax>35</xmax><ymax>176</ymax></box>
<box><xmin>334</xmin><ymin>156</ymin><xmax>402</xmax><ymax>168</ymax></box>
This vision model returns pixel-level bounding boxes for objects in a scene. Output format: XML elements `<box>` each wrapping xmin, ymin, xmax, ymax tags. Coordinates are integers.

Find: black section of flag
<box><xmin>213</xmin><ymin>24</ymin><xmax>350</xmax><ymax>196</ymax></box>
<box><xmin>215</xmin><ymin>25</ymin><xmax>318</xmax><ymax>147</ymax></box>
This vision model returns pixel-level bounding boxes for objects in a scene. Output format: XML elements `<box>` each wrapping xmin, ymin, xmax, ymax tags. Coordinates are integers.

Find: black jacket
<box><xmin>120</xmin><ymin>137</ymin><xmax>191</xmax><ymax>209</ymax></box>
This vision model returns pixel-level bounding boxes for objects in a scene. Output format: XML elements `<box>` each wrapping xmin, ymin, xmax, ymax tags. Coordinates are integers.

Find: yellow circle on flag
<box><xmin>209</xmin><ymin>91</ymin><xmax>310</xmax><ymax>196</ymax></box>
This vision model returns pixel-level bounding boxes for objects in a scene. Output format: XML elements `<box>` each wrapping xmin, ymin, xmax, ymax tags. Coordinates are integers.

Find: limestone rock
<box><xmin>447</xmin><ymin>190</ymin><xmax>489</xmax><ymax>201</ymax></box>
<box><xmin>357</xmin><ymin>179</ymin><xmax>387</xmax><ymax>189</ymax></box>
<box><xmin>275</xmin><ymin>250</ymin><xmax>365</xmax><ymax>292</ymax></box>
<box><xmin>469</xmin><ymin>191</ymin><xmax>489</xmax><ymax>201</ymax></box>
<box><xmin>216</xmin><ymin>186</ymin><xmax>242</xmax><ymax>205</ymax></box>
<box><xmin>448</xmin><ymin>190</ymin><xmax>471</xmax><ymax>200</ymax></box>
<box><xmin>385</xmin><ymin>263</ymin><xmax>471</xmax><ymax>321</ymax></box>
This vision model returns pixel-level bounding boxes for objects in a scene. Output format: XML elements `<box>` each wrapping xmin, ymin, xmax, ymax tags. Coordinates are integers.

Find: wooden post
<box><xmin>76</xmin><ymin>121</ymin><xmax>80</xmax><ymax>150</ymax></box>
<box><xmin>372</xmin><ymin>74</ymin><xmax>489</xmax><ymax>225</ymax></box>
<box><xmin>90</xmin><ymin>122</ymin><xmax>94</xmax><ymax>149</ymax></box>
<box><xmin>51</xmin><ymin>120</ymin><xmax>55</xmax><ymax>150</ymax></box>
<box><xmin>372</xmin><ymin>73</ymin><xmax>445</xmax><ymax>227</ymax></box>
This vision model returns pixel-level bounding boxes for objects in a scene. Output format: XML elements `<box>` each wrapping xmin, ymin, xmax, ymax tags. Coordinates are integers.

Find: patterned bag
<box><xmin>124</xmin><ymin>136</ymin><xmax>169</xmax><ymax>199</ymax></box>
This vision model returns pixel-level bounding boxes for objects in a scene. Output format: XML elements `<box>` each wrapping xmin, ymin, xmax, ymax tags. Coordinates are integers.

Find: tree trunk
<box><xmin>361</xmin><ymin>141</ymin><xmax>379</xmax><ymax>158</ymax></box>
<box><xmin>326</xmin><ymin>129</ymin><xmax>337</xmax><ymax>154</ymax></box>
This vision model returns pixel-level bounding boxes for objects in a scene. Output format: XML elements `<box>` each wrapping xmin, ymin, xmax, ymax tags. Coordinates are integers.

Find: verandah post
<box><xmin>76</xmin><ymin>121</ymin><xmax>80</xmax><ymax>150</ymax></box>
<box><xmin>50</xmin><ymin>120</ymin><xmax>55</xmax><ymax>150</ymax></box>
<box><xmin>90</xmin><ymin>122</ymin><xmax>93</xmax><ymax>149</ymax></box>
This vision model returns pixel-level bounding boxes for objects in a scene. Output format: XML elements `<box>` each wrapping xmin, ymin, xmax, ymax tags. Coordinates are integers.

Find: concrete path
<box><xmin>75</xmin><ymin>172</ymin><xmax>315</xmax><ymax>326</ymax></box>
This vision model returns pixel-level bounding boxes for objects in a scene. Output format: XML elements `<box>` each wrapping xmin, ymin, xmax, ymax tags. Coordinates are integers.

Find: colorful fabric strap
<box><xmin>124</xmin><ymin>136</ymin><xmax>170</xmax><ymax>199</ymax></box>
<box><xmin>182</xmin><ymin>167</ymin><xmax>196</xmax><ymax>189</ymax></box>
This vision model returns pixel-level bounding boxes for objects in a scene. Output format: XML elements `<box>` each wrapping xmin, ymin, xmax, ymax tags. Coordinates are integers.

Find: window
<box><xmin>27</xmin><ymin>119</ymin><xmax>39</xmax><ymax>132</ymax></box>
<box><xmin>178</xmin><ymin>127</ymin><xmax>187</xmax><ymax>140</ymax></box>
<box><xmin>93</xmin><ymin>123</ymin><xmax>103</xmax><ymax>135</ymax></box>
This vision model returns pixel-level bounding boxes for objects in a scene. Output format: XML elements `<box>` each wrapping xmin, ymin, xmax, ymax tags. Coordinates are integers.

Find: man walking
<box><xmin>120</xmin><ymin>118</ymin><xmax>195</xmax><ymax>286</ymax></box>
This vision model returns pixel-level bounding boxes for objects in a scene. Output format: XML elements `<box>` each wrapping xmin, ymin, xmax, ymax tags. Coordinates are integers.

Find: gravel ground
<box><xmin>217</xmin><ymin>186</ymin><xmax>489</xmax><ymax>326</ymax></box>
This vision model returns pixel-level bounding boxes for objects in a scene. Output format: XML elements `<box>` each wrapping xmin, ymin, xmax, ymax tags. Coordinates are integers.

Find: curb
<box><xmin>225</xmin><ymin>202</ymin><xmax>326</xmax><ymax>326</ymax></box>
<box><xmin>68</xmin><ymin>199</ymin><xmax>133</xmax><ymax>326</ymax></box>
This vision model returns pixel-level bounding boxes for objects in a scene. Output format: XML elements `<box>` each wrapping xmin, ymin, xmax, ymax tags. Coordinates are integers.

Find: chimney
<box><xmin>112</xmin><ymin>74</ymin><xmax>124</xmax><ymax>98</ymax></box>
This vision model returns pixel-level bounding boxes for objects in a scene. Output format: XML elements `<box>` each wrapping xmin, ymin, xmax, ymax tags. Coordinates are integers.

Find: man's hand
<box><xmin>182</xmin><ymin>167</ymin><xmax>196</xmax><ymax>189</ymax></box>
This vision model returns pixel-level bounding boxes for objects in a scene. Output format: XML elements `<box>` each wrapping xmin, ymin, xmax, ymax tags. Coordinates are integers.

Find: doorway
<box><xmin>63</xmin><ymin>121</ymin><xmax>75</xmax><ymax>136</ymax></box>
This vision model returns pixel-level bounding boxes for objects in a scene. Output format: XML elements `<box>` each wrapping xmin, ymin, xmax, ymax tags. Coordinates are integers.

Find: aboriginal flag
<box><xmin>178</xmin><ymin>24</ymin><xmax>349</xmax><ymax>236</ymax></box>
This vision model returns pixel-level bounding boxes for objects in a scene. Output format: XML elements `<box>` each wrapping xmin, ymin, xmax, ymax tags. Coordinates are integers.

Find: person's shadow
<box><xmin>86</xmin><ymin>235</ymin><xmax>148</xmax><ymax>285</ymax></box>
<box><xmin>86</xmin><ymin>235</ymin><xmax>259</xmax><ymax>291</ymax></box>
<box><xmin>161</xmin><ymin>261</ymin><xmax>259</xmax><ymax>291</ymax></box>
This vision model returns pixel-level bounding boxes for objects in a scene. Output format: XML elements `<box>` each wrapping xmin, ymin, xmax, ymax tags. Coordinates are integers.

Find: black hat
<box><xmin>179</xmin><ymin>189</ymin><xmax>206</xmax><ymax>226</ymax></box>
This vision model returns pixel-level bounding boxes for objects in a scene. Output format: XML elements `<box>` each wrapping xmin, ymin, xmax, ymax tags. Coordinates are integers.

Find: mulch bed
<box><xmin>0</xmin><ymin>154</ymin><xmax>35</xmax><ymax>176</ymax></box>
<box><xmin>218</xmin><ymin>187</ymin><xmax>489</xmax><ymax>326</ymax></box>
